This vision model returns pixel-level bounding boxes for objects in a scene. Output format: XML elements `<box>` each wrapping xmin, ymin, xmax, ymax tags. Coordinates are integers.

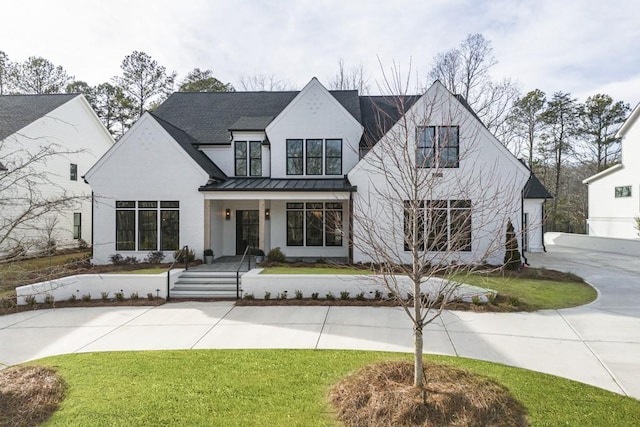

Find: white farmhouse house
<box><xmin>583</xmin><ymin>103</ymin><xmax>640</xmax><ymax>238</ymax></box>
<box><xmin>0</xmin><ymin>94</ymin><xmax>114</xmax><ymax>256</ymax></box>
<box><xmin>86</xmin><ymin>78</ymin><xmax>548</xmax><ymax>265</ymax></box>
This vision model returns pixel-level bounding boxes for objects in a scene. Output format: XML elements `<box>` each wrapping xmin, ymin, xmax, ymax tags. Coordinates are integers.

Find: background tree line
<box><xmin>1</xmin><ymin>37</ymin><xmax>632</xmax><ymax>234</ymax></box>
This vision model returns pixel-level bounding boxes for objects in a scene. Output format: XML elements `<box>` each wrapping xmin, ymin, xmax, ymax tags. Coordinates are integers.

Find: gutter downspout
<box><xmin>521</xmin><ymin>188</ymin><xmax>528</xmax><ymax>266</ymax></box>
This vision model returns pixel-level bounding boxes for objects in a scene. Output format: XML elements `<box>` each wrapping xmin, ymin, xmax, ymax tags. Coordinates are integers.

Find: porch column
<box><xmin>258</xmin><ymin>199</ymin><xmax>266</xmax><ymax>251</ymax></box>
<box><xmin>204</xmin><ymin>200</ymin><xmax>211</xmax><ymax>250</ymax></box>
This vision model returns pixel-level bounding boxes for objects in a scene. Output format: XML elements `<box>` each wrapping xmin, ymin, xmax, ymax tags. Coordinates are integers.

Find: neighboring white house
<box><xmin>86</xmin><ymin>78</ymin><xmax>549</xmax><ymax>265</ymax></box>
<box><xmin>0</xmin><ymin>94</ymin><xmax>114</xmax><ymax>256</ymax></box>
<box><xmin>583</xmin><ymin>102</ymin><xmax>640</xmax><ymax>239</ymax></box>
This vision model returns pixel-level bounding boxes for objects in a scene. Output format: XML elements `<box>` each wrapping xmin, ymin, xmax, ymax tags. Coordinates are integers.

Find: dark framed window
<box><xmin>73</xmin><ymin>213</ymin><xmax>82</xmax><ymax>240</ymax></box>
<box><xmin>287</xmin><ymin>139</ymin><xmax>303</xmax><ymax>175</ymax></box>
<box><xmin>417</xmin><ymin>126</ymin><xmax>459</xmax><ymax>168</ymax></box>
<box><xmin>325</xmin><ymin>203</ymin><xmax>343</xmax><ymax>246</ymax></box>
<box><xmin>70</xmin><ymin>163</ymin><xmax>78</xmax><ymax>181</ymax></box>
<box><xmin>286</xmin><ymin>202</ymin><xmax>343</xmax><ymax>247</ymax></box>
<box><xmin>404</xmin><ymin>199</ymin><xmax>471</xmax><ymax>252</ymax></box>
<box><xmin>325</xmin><ymin>139</ymin><xmax>342</xmax><ymax>175</ymax></box>
<box><xmin>286</xmin><ymin>203</ymin><xmax>304</xmax><ymax>246</ymax></box>
<box><xmin>615</xmin><ymin>186</ymin><xmax>632</xmax><ymax>198</ymax></box>
<box><xmin>249</xmin><ymin>141</ymin><xmax>262</xmax><ymax>176</ymax></box>
<box><xmin>139</xmin><ymin>209</ymin><xmax>158</xmax><ymax>251</ymax></box>
<box><xmin>115</xmin><ymin>201</ymin><xmax>179</xmax><ymax>251</ymax></box>
<box><xmin>403</xmin><ymin>200</ymin><xmax>425</xmax><ymax>251</ymax></box>
<box><xmin>306</xmin><ymin>202</ymin><xmax>324</xmax><ymax>246</ymax></box>
<box><xmin>235</xmin><ymin>141</ymin><xmax>247</xmax><ymax>176</ymax></box>
<box><xmin>115</xmin><ymin>201</ymin><xmax>135</xmax><ymax>250</ymax></box>
<box><xmin>306</xmin><ymin>139</ymin><xmax>323</xmax><ymax>175</ymax></box>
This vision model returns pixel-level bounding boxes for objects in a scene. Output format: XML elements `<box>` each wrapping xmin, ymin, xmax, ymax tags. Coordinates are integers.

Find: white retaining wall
<box><xmin>545</xmin><ymin>232</ymin><xmax>640</xmax><ymax>257</ymax></box>
<box><xmin>16</xmin><ymin>269</ymin><xmax>183</xmax><ymax>304</ymax></box>
<box><xmin>241</xmin><ymin>270</ymin><xmax>493</xmax><ymax>302</ymax></box>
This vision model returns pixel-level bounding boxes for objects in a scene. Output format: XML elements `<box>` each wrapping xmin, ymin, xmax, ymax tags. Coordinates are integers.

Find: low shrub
<box><xmin>145</xmin><ymin>251</ymin><xmax>165</xmax><ymax>264</ymax></box>
<box><xmin>173</xmin><ymin>248</ymin><xmax>196</xmax><ymax>264</ymax></box>
<box><xmin>472</xmin><ymin>295</ymin><xmax>481</xmax><ymax>305</ymax></box>
<box><xmin>264</xmin><ymin>291</ymin><xmax>271</xmax><ymax>300</ymax></box>
<box><xmin>326</xmin><ymin>292</ymin><xmax>336</xmax><ymax>301</ymax></box>
<box><xmin>266</xmin><ymin>247</ymin><xmax>286</xmax><ymax>263</ymax></box>
<box><xmin>294</xmin><ymin>289</ymin><xmax>303</xmax><ymax>300</ymax></box>
<box><xmin>147</xmin><ymin>293</ymin><xmax>154</xmax><ymax>301</ymax></box>
<box><xmin>340</xmin><ymin>291</ymin><xmax>350</xmax><ymax>300</ymax></box>
<box><xmin>81</xmin><ymin>293</ymin><xmax>91</xmax><ymax>302</ymax></box>
<box><xmin>100</xmin><ymin>291</ymin><xmax>110</xmax><ymax>301</ymax></box>
<box><xmin>68</xmin><ymin>294</ymin><xmax>77</xmax><ymax>303</ymax></box>
<box><xmin>311</xmin><ymin>292</ymin><xmax>319</xmax><ymax>300</ymax></box>
<box><xmin>130</xmin><ymin>292</ymin><xmax>139</xmax><ymax>300</ymax></box>
<box><xmin>243</xmin><ymin>293</ymin><xmax>255</xmax><ymax>300</ymax></box>
<box><xmin>25</xmin><ymin>295</ymin><xmax>37</xmax><ymax>307</ymax></box>
<box><xmin>355</xmin><ymin>292</ymin><xmax>365</xmax><ymax>301</ymax></box>
<box><xmin>115</xmin><ymin>292</ymin><xmax>125</xmax><ymax>302</ymax></box>
<box><xmin>44</xmin><ymin>294</ymin><xmax>55</xmax><ymax>305</ymax></box>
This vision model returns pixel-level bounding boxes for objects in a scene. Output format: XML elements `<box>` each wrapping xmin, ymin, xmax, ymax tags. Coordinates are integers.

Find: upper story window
<box><xmin>286</xmin><ymin>138</ymin><xmax>343</xmax><ymax>176</ymax></box>
<box><xmin>235</xmin><ymin>141</ymin><xmax>262</xmax><ymax>176</ymax></box>
<box><xmin>417</xmin><ymin>126</ymin><xmax>459</xmax><ymax>168</ymax></box>
<box><xmin>70</xmin><ymin>163</ymin><xmax>78</xmax><ymax>181</ymax></box>
<box><xmin>615</xmin><ymin>186</ymin><xmax>632</xmax><ymax>198</ymax></box>
<box><xmin>287</xmin><ymin>139</ymin><xmax>303</xmax><ymax>175</ymax></box>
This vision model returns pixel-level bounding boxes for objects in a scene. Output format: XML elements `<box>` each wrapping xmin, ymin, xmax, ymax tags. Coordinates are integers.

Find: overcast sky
<box><xmin>2</xmin><ymin>0</ymin><xmax>639</xmax><ymax>107</ymax></box>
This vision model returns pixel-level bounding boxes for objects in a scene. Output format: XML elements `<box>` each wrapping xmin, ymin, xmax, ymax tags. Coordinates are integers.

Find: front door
<box><xmin>236</xmin><ymin>210</ymin><xmax>259</xmax><ymax>255</ymax></box>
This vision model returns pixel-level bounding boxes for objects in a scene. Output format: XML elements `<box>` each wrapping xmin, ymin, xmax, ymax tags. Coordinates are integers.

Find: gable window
<box><xmin>306</xmin><ymin>139</ymin><xmax>323</xmax><ymax>175</ymax></box>
<box><xmin>70</xmin><ymin>163</ymin><xmax>78</xmax><ymax>181</ymax></box>
<box><xmin>417</xmin><ymin>126</ymin><xmax>459</xmax><ymax>168</ymax></box>
<box><xmin>286</xmin><ymin>202</ymin><xmax>343</xmax><ymax>247</ymax></box>
<box><xmin>404</xmin><ymin>199</ymin><xmax>471</xmax><ymax>252</ymax></box>
<box><xmin>234</xmin><ymin>141</ymin><xmax>247</xmax><ymax>176</ymax></box>
<box><xmin>615</xmin><ymin>186</ymin><xmax>632</xmax><ymax>198</ymax></box>
<box><xmin>249</xmin><ymin>141</ymin><xmax>262</xmax><ymax>176</ymax></box>
<box><xmin>73</xmin><ymin>213</ymin><xmax>82</xmax><ymax>240</ymax></box>
<box><xmin>115</xmin><ymin>201</ymin><xmax>180</xmax><ymax>251</ymax></box>
<box><xmin>287</xmin><ymin>139</ymin><xmax>303</xmax><ymax>175</ymax></box>
<box><xmin>325</xmin><ymin>139</ymin><xmax>342</xmax><ymax>175</ymax></box>
<box><xmin>235</xmin><ymin>141</ymin><xmax>262</xmax><ymax>176</ymax></box>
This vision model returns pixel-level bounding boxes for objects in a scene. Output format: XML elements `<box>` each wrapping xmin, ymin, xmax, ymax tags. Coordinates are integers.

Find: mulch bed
<box><xmin>329</xmin><ymin>360</ymin><xmax>528</xmax><ymax>426</ymax></box>
<box><xmin>0</xmin><ymin>366</ymin><xmax>66</xmax><ymax>427</ymax></box>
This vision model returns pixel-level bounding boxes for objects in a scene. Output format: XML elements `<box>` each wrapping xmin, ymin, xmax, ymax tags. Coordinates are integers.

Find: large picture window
<box><xmin>417</xmin><ymin>126</ymin><xmax>459</xmax><ymax>168</ymax></box>
<box><xmin>404</xmin><ymin>199</ymin><xmax>471</xmax><ymax>252</ymax></box>
<box><xmin>115</xmin><ymin>201</ymin><xmax>180</xmax><ymax>251</ymax></box>
<box><xmin>286</xmin><ymin>202</ymin><xmax>343</xmax><ymax>247</ymax></box>
<box><xmin>287</xmin><ymin>139</ymin><xmax>303</xmax><ymax>175</ymax></box>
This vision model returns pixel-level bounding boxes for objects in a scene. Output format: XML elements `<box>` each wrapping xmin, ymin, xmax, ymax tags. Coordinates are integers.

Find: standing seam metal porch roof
<box><xmin>199</xmin><ymin>178</ymin><xmax>356</xmax><ymax>192</ymax></box>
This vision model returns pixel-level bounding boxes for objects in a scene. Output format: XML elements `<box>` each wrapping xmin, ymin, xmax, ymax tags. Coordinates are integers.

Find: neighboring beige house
<box><xmin>86</xmin><ymin>78</ymin><xmax>549</xmax><ymax>265</ymax></box>
<box><xmin>583</xmin><ymin>103</ymin><xmax>640</xmax><ymax>238</ymax></box>
<box><xmin>0</xmin><ymin>94</ymin><xmax>114</xmax><ymax>256</ymax></box>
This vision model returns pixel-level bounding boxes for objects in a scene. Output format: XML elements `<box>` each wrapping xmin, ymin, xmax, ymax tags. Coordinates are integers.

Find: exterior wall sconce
<box><xmin>265</xmin><ymin>208</ymin><xmax>270</xmax><ymax>220</ymax></box>
<box><xmin>225</xmin><ymin>208</ymin><xmax>231</xmax><ymax>221</ymax></box>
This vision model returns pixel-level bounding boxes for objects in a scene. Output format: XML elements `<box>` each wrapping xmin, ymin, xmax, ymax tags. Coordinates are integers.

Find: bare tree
<box><xmin>0</xmin><ymin>50</ymin><xmax>13</xmax><ymax>95</ymax></box>
<box><xmin>327</xmin><ymin>58</ymin><xmax>370</xmax><ymax>93</ymax></box>
<box><xmin>351</xmin><ymin>64</ymin><xmax>527</xmax><ymax>394</ymax></box>
<box><xmin>0</xmin><ymin>135</ymin><xmax>85</xmax><ymax>257</ymax></box>
<box><xmin>11</xmin><ymin>56</ymin><xmax>72</xmax><ymax>94</ymax></box>
<box><xmin>428</xmin><ymin>34</ymin><xmax>521</xmax><ymax>148</ymax></box>
<box><xmin>115</xmin><ymin>51</ymin><xmax>176</xmax><ymax>118</ymax></box>
<box><xmin>237</xmin><ymin>73</ymin><xmax>296</xmax><ymax>91</ymax></box>
<box><xmin>577</xmin><ymin>93</ymin><xmax>630</xmax><ymax>171</ymax></box>
<box><xmin>510</xmin><ymin>89</ymin><xmax>547</xmax><ymax>168</ymax></box>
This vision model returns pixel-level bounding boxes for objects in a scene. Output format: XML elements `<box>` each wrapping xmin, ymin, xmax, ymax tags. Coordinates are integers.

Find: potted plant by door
<box><xmin>203</xmin><ymin>249</ymin><xmax>214</xmax><ymax>265</ymax></box>
<box><xmin>253</xmin><ymin>249</ymin><xmax>265</xmax><ymax>264</ymax></box>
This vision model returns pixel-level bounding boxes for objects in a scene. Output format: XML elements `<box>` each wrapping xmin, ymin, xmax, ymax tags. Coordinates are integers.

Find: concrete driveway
<box><xmin>1</xmin><ymin>245</ymin><xmax>639</xmax><ymax>399</ymax></box>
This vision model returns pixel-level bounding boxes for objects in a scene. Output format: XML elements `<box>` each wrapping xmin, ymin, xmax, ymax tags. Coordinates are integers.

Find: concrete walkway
<box><xmin>1</xmin><ymin>245</ymin><xmax>639</xmax><ymax>399</ymax></box>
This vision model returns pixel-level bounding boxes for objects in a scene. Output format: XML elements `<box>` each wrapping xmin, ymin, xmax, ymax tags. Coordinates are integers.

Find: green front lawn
<box><xmin>33</xmin><ymin>350</ymin><xmax>640</xmax><ymax>426</ymax></box>
<box><xmin>459</xmin><ymin>274</ymin><xmax>597</xmax><ymax>310</ymax></box>
<box><xmin>261</xmin><ymin>266</ymin><xmax>372</xmax><ymax>275</ymax></box>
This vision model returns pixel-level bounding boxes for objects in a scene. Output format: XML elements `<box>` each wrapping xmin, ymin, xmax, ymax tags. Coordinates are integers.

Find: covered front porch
<box><xmin>201</xmin><ymin>178</ymin><xmax>355</xmax><ymax>261</ymax></box>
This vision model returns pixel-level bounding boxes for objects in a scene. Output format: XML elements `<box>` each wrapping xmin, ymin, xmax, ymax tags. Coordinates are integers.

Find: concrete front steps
<box><xmin>170</xmin><ymin>270</ymin><xmax>242</xmax><ymax>299</ymax></box>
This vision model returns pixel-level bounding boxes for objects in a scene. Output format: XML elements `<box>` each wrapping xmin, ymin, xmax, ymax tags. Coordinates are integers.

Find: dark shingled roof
<box><xmin>524</xmin><ymin>173</ymin><xmax>553</xmax><ymax>199</ymax></box>
<box><xmin>199</xmin><ymin>177</ymin><xmax>356</xmax><ymax>192</ymax></box>
<box><xmin>0</xmin><ymin>94</ymin><xmax>78</xmax><ymax>141</ymax></box>
<box><xmin>0</xmin><ymin>161</ymin><xmax>6</xmax><ymax>171</ymax></box>
<box><xmin>359</xmin><ymin>95</ymin><xmax>421</xmax><ymax>148</ymax></box>
<box><xmin>154</xmin><ymin>89</ymin><xmax>362</xmax><ymax>146</ymax></box>
<box><xmin>149</xmin><ymin>113</ymin><xmax>227</xmax><ymax>181</ymax></box>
